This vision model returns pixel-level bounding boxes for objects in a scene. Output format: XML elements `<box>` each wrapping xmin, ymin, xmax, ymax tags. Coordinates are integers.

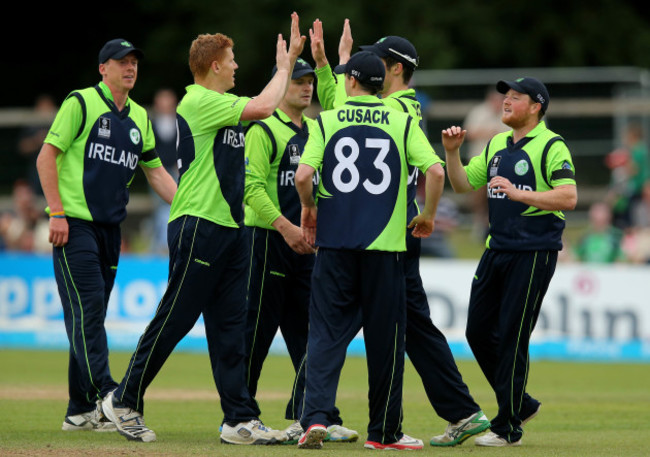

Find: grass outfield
<box><xmin>0</xmin><ymin>349</ymin><xmax>648</xmax><ymax>456</ymax></box>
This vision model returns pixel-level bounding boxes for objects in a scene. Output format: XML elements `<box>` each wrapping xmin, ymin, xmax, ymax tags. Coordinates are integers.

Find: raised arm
<box><xmin>338</xmin><ymin>18</ymin><xmax>353</xmax><ymax>66</ymax></box>
<box><xmin>241</xmin><ymin>12</ymin><xmax>306</xmax><ymax>121</ymax></box>
<box><xmin>309</xmin><ymin>19</ymin><xmax>328</xmax><ymax>69</ymax></box>
<box><xmin>441</xmin><ymin>126</ymin><xmax>474</xmax><ymax>194</ymax></box>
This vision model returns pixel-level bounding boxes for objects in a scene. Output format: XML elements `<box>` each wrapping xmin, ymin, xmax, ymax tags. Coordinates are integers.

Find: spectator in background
<box><xmin>623</xmin><ymin>181</ymin><xmax>650</xmax><ymax>263</ymax></box>
<box><xmin>0</xmin><ymin>179</ymin><xmax>49</xmax><ymax>253</ymax></box>
<box><xmin>16</xmin><ymin>94</ymin><xmax>58</xmax><ymax>195</ymax></box>
<box><xmin>151</xmin><ymin>88</ymin><xmax>179</xmax><ymax>176</ymax></box>
<box><xmin>148</xmin><ymin>88</ymin><xmax>179</xmax><ymax>254</ymax></box>
<box><xmin>605</xmin><ymin>123</ymin><xmax>649</xmax><ymax>230</ymax></box>
<box><xmin>574</xmin><ymin>201</ymin><xmax>625</xmax><ymax>263</ymax></box>
<box><xmin>462</xmin><ymin>88</ymin><xmax>508</xmax><ymax>241</ymax></box>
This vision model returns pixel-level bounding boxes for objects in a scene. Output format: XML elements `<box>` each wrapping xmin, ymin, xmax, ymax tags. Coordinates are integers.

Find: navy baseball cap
<box><xmin>497</xmin><ymin>77</ymin><xmax>550</xmax><ymax>114</ymax></box>
<box><xmin>360</xmin><ymin>36</ymin><xmax>419</xmax><ymax>69</ymax></box>
<box><xmin>99</xmin><ymin>39</ymin><xmax>144</xmax><ymax>64</ymax></box>
<box><xmin>344</xmin><ymin>51</ymin><xmax>385</xmax><ymax>88</ymax></box>
<box><xmin>272</xmin><ymin>58</ymin><xmax>315</xmax><ymax>79</ymax></box>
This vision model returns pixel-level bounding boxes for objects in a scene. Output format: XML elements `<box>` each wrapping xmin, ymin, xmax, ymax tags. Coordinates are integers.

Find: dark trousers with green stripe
<box><xmin>114</xmin><ymin>216</ymin><xmax>260</xmax><ymax>422</ymax></box>
<box><xmin>244</xmin><ymin>227</ymin><xmax>315</xmax><ymax>421</ymax></box>
<box><xmin>466</xmin><ymin>249</ymin><xmax>557</xmax><ymax>443</ymax></box>
<box><xmin>404</xmin><ymin>232</ymin><xmax>480</xmax><ymax>423</ymax></box>
<box><xmin>301</xmin><ymin>248</ymin><xmax>406</xmax><ymax>444</ymax></box>
<box><xmin>53</xmin><ymin>218</ymin><xmax>120</xmax><ymax>416</ymax></box>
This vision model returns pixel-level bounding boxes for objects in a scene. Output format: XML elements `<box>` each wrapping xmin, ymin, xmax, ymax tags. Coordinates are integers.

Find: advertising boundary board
<box><xmin>1</xmin><ymin>253</ymin><xmax>648</xmax><ymax>361</ymax></box>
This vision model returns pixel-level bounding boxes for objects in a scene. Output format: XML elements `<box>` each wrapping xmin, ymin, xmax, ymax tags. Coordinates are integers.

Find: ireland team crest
<box><xmin>515</xmin><ymin>159</ymin><xmax>529</xmax><ymax>176</ymax></box>
<box><xmin>130</xmin><ymin>128</ymin><xmax>141</xmax><ymax>145</ymax></box>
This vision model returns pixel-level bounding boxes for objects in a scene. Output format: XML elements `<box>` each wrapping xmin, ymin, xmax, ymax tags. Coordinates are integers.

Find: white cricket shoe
<box><xmin>220</xmin><ymin>419</ymin><xmax>282</xmax><ymax>445</ymax></box>
<box><xmin>101</xmin><ymin>391</ymin><xmax>156</xmax><ymax>442</ymax></box>
<box><xmin>475</xmin><ymin>431</ymin><xmax>521</xmax><ymax>447</ymax></box>
<box><xmin>430</xmin><ymin>410</ymin><xmax>490</xmax><ymax>446</ymax></box>
<box><xmin>325</xmin><ymin>424</ymin><xmax>359</xmax><ymax>442</ymax></box>
<box><xmin>62</xmin><ymin>400</ymin><xmax>117</xmax><ymax>432</ymax></box>
<box><xmin>282</xmin><ymin>421</ymin><xmax>303</xmax><ymax>444</ymax></box>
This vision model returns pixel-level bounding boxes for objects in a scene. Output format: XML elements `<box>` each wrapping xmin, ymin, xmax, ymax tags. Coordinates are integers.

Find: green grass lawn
<box><xmin>0</xmin><ymin>349</ymin><xmax>648</xmax><ymax>456</ymax></box>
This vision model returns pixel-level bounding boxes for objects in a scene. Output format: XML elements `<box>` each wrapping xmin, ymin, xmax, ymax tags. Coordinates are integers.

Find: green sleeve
<box><xmin>315</xmin><ymin>64</ymin><xmax>337</xmax><ymax>110</ymax></box>
<box><xmin>315</xmin><ymin>64</ymin><xmax>347</xmax><ymax>110</ymax></box>
<box><xmin>43</xmin><ymin>95</ymin><xmax>84</xmax><ymax>153</ymax></box>
<box><xmin>406</xmin><ymin>120</ymin><xmax>444</xmax><ymax>173</ymax></box>
<box><xmin>465</xmin><ymin>149</ymin><xmax>489</xmax><ymax>190</ymax></box>
<box><xmin>299</xmin><ymin>118</ymin><xmax>325</xmax><ymax>170</ymax></box>
<box><xmin>244</xmin><ymin>123</ymin><xmax>282</xmax><ymax>226</ymax></box>
<box><xmin>547</xmin><ymin>141</ymin><xmax>576</xmax><ymax>187</ymax></box>
<box><xmin>201</xmin><ymin>91</ymin><xmax>251</xmax><ymax>131</ymax></box>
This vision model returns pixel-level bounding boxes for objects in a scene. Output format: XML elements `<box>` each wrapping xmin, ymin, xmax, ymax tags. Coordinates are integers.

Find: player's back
<box><xmin>314</xmin><ymin>98</ymin><xmax>414</xmax><ymax>252</ymax></box>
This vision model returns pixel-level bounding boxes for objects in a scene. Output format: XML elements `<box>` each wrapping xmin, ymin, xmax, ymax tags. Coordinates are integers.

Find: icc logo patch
<box><xmin>98</xmin><ymin>117</ymin><xmax>111</xmax><ymax>139</ymax></box>
<box><xmin>288</xmin><ymin>143</ymin><xmax>301</xmax><ymax>165</ymax></box>
<box><xmin>489</xmin><ymin>155</ymin><xmax>501</xmax><ymax>178</ymax></box>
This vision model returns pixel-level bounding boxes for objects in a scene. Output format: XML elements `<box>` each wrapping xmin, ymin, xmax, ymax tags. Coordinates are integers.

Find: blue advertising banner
<box><xmin>1</xmin><ymin>253</ymin><xmax>649</xmax><ymax>361</ymax></box>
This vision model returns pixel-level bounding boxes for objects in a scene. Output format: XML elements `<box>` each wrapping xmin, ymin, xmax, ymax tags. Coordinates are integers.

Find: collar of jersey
<box><xmin>273</xmin><ymin>108</ymin><xmax>309</xmax><ymax>135</ymax></box>
<box><xmin>385</xmin><ymin>88</ymin><xmax>416</xmax><ymax>101</ymax></box>
<box><xmin>506</xmin><ymin>120</ymin><xmax>548</xmax><ymax>148</ymax></box>
<box><xmin>508</xmin><ymin>120</ymin><xmax>548</xmax><ymax>140</ymax></box>
<box><xmin>344</xmin><ymin>95</ymin><xmax>383</xmax><ymax>106</ymax></box>
<box><xmin>274</xmin><ymin>108</ymin><xmax>308</xmax><ymax>125</ymax></box>
<box><xmin>97</xmin><ymin>81</ymin><xmax>130</xmax><ymax>109</ymax></box>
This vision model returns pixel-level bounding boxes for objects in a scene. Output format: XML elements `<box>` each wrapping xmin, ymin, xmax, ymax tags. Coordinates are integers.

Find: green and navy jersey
<box><xmin>44</xmin><ymin>81</ymin><xmax>161</xmax><ymax>225</ymax></box>
<box><xmin>315</xmin><ymin>64</ymin><xmax>431</xmax><ymax>221</ymax></box>
<box><xmin>171</xmin><ymin>84</ymin><xmax>251</xmax><ymax>228</ymax></box>
<box><xmin>381</xmin><ymin>89</ymin><xmax>424</xmax><ymax>221</ymax></box>
<box><xmin>300</xmin><ymin>95</ymin><xmax>442</xmax><ymax>252</ymax></box>
<box><xmin>244</xmin><ymin>109</ymin><xmax>317</xmax><ymax>229</ymax></box>
<box><xmin>465</xmin><ymin>121</ymin><xmax>576</xmax><ymax>251</ymax></box>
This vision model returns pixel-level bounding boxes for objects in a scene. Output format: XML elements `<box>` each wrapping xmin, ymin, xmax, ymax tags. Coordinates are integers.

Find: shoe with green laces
<box><xmin>430</xmin><ymin>410</ymin><xmax>490</xmax><ymax>446</ymax></box>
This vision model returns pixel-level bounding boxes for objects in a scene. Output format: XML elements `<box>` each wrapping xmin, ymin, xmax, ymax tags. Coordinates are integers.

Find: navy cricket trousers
<box><xmin>114</xmin><ymin>216</ymin><xmax>260</xmax><ymax>422</ymax></box>
<box><xmin>54</xmin><ymin>218</ymin><xmax>120</xmax><ymax>416</ymax></box>
<box><xmin>404</xmin><ymin>232</ymin><xmax>480</xmax><ymax>423</ymax></box>
<box><xmin>301</xmin><ymin>248</ymin><xmax>406</xmax><ymax>444</ymax></box>
<box><xmin>244</xmin><ymin>227</ymin><xmax>314</xmax><ymax>421</ymax></box>
<box><xmin>466</xmin><ymin>249</ymin><xmax>557</xmax><ymax>443</ymax></box>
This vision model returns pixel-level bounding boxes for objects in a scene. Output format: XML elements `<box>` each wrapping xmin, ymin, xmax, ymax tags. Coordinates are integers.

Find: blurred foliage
<box><xmin>6</xmin><ymin>0</ymin><xmax>650</xmax><ymax>108</ymax></box>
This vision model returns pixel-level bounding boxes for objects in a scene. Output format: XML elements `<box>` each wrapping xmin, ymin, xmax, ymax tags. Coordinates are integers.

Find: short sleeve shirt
<box><xmin>171</xmin><ymin>84</ymin><xmax>251</xmax><ymax>227</ymax></box>
<box><xmin>465</xmin><ymin>121</ymin><xmax>576</xmax><ymax>251</ymax></box>
<box><xmin>44</xmin><ymin>82</ymin><xmax>160</xmax><ymax>224</ymax></box>
<box><xmin>244</xmin><ymin>109</ymin><xmax>315</xmax><ymax>229</ymax></box>
<box><xmin>300</xmin><ymin>95</ymin><xmax>442</xmax><ymax>252</ymax></box>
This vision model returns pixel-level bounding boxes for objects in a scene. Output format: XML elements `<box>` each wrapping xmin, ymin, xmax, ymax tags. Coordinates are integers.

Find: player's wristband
<box><xmin>50</xmin><ymin>211</ymin><xmax>66</xmax><ymax>218</ymax></box>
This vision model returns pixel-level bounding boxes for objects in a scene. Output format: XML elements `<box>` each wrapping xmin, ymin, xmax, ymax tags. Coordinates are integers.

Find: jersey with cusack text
<box><xmin>314</xmin><ymin>65</ymin><xmax>431</xmax><ymax>223</ymax></box>
<box><xmin>300</xmin><ymin>95</ymin><xmax>441</xmax><ymax>252</ymax></box>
